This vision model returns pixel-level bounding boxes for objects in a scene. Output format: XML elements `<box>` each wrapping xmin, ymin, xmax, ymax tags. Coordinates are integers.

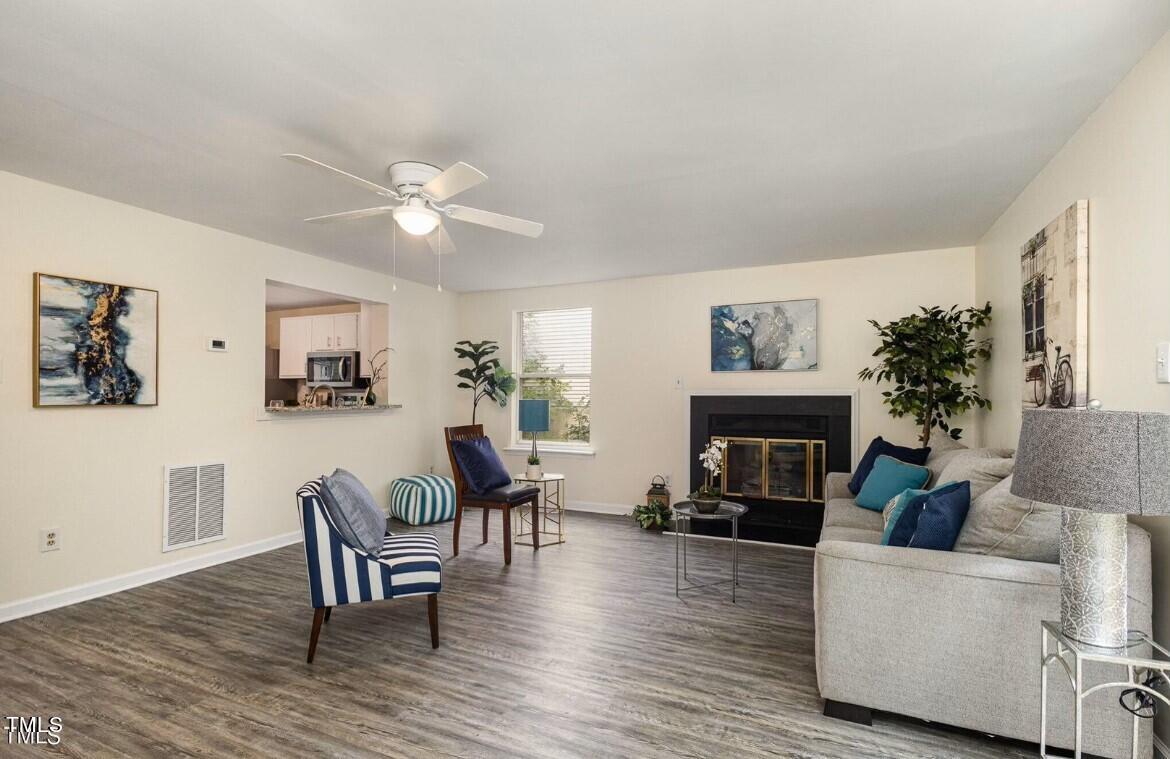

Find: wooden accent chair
<box><xmin>295</xmin><ymin>479</ymin><xmax>442</xmax><ymax>663</ymax></box>
<box><xmin>444</xmin><ymin>425</ymin><xmax>541</xmax><ymax>565</ymax></box>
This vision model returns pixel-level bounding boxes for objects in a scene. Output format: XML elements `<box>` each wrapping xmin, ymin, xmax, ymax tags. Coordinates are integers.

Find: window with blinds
<box><xmin>516</xmin><ymin>307</ymin><xmax>592</xmax><ymax>446</ymax></box>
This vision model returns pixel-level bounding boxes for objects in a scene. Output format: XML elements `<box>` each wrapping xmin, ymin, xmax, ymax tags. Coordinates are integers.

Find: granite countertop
<box><xmin>263</xmin><ymin>403</ymin><xmax>402</xmax><ymax>415</ymax></box>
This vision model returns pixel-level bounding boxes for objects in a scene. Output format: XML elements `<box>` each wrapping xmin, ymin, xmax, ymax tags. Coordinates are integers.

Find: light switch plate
<box><xmin>1158</xmin><ymin>342</ymin><xmax>1170</xmax><ymax>383</ymax></box>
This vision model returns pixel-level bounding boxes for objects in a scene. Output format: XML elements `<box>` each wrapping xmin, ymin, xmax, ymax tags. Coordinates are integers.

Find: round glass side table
<box><xmin>671</xmin><ymin>501</ymin><xmax>748</xmax><ymax>603</ymax></box>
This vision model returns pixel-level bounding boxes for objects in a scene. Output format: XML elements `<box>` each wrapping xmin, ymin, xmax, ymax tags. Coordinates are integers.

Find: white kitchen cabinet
<box><xmin>278</xmin><ymin>317</ymin><xmax>312</xmax><ymax>378</ymax></box>
<box><xmin>310</xmin><ymin>315</ymin><xmax>335</xmax><ymax>350</ymax></box>
<box><xmin>309</xmin><ymin>313</ymin><xmax>359</xmax><ymax>351</ymax></box>
<box><xmin>334</xmin><ymin>313</ymin><xmax>359</xmax><ymax>350</ymax></box>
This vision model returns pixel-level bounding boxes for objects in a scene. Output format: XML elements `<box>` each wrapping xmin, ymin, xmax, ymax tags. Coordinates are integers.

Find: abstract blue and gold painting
<box><xmin>35</xmin><ymin>273</ymin><xmax>158</xmax><ymax>406</ymax></box>
<box><xmin>710</xmin><ymin>299</ymin><xmax>817</xmax><ymax>372</ymax></box>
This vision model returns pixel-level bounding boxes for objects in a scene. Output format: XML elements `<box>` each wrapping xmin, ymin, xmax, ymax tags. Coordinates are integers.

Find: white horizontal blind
<box><xmin>517</xmin><ymin>308</ymin><xmax>591</xmax><ymax>445</ymax></box>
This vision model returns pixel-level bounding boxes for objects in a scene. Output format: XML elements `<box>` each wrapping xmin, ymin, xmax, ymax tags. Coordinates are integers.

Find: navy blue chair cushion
<box><xmin>886</xmin><ymin>480</ymin><xmax>965</xmax><ymax>548</ymax></box>
<box><xmin>908</xmin><ymin>481</ymin><xmax>972</xmax><ymax>551</ymax></box>
<box><xmin>848</xmin><ymin>437</ymin><xmax>931</xmax><ymax>495</ymax></box>
<box><xmin>451</xmin><ymin>437</ymin><xmax>513</xmax><ymax>495</ymax></box>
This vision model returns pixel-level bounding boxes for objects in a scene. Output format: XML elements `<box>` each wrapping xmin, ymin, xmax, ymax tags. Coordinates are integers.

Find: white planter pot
<box><xmin>525</xmin><ymin>464</ymin><xmax>543</xmax><ymax>480</ymax></box>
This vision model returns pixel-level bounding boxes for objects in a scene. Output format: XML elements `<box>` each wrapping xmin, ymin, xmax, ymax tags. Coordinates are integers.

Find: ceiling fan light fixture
<box><xmin>393</xmin><ymin>202</ymin><xmax>440</xmax><ymax>236</ymax></box>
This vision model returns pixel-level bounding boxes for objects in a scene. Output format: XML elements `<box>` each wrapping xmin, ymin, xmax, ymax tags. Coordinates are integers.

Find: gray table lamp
<box><xmin>1011</xmin><ymin>407</ymin><xmax>1170</xmax><ymax>648</ymax></box>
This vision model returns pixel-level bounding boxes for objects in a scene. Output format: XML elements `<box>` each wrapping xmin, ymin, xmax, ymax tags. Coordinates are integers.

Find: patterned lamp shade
<box><xmin>1011</xmin><ymin>408</ymin><xmax>1170</xmax><ymax>515</ymax></box>
<box><xmin>518</xmin><ymin>399</ymin><xmax>551</xmax><ymax>433</ymax></box>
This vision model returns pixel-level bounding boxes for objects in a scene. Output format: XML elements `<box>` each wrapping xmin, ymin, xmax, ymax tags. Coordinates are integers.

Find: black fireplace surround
<box><xmin>688</xmin><ymin>394</ymin><xmax>852</xmax><ymax>546</ymax></box>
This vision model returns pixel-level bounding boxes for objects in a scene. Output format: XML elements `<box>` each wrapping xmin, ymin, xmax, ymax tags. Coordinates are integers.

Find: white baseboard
<box><xmin>1155</xmin><ymin>734</ymin><xmax>1169</xmax><ymax>759</ymax></box>
<box><xmin>566</xmin><ymin>500</ymin><xmax>631</xmax><ymax>516</ymax></box>
<box><xmin>0</xmin><ymin>531</ymin><xmax>302</xmax><ymax>625</ymax></box>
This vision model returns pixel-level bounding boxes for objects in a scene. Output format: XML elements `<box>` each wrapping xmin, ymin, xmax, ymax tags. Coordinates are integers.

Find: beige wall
<box><xmin>453</xmin><ymin>246</ymin><xmax>978</xmax><ymax>509</ymax></box>
<box><xmin>974</xmin><ymin>28</ymin><xmax>1170</xmax><ymax>740</ymax></box>
<box><xmin>0</xmin><ymin>170</ymin><xmax>457</xmax><ymax>610</ymax></box>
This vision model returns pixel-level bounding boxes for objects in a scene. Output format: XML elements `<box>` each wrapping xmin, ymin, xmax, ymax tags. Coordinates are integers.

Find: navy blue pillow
<box><xmin>909</xmin><ymin>481</ymin><xmax>972</xmax><ymax>551</ymax></box>
<box><xmin>848</xmin><ymin>437</ymin><xmax>931</xmax><ymax>495</ymax></box>
<box><xmin>451</xmin><ymin>437</ymin><xmax>512</xmax><ymax>495</ymax></box>
<box><xmin>886</xmin><ymin>480</ymin><xmax>965</xmax><ymax>548</ymax></box>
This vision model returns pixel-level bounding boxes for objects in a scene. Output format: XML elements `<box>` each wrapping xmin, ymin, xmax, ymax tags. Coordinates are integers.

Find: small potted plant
<box><xmin>526</xmin><ymin>454</ymin><xmax>542</xmax><ymax>480</ymax></box>
<box><xmin>689</xmin><ymin>439</ymin><xmax>727</xmax><ymax>513</ymax></box>
<box><xmin>632</xmin><ymin>501</ymin><xmax>672</xmax><ymax>531</ymax></box>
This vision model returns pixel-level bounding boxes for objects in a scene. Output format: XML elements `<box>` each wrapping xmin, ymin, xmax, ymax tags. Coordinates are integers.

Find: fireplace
<box><xmin>688</xmin><ymin>394</ymin><xmax>853</xmax><ymax>546</ymax></box>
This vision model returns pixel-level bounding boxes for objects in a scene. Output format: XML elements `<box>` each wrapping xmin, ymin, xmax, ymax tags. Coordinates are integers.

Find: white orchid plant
<box><xmin>696</xmin><ymin>439</ymin><xmax>728</xmax><ymax>498</ymax></box>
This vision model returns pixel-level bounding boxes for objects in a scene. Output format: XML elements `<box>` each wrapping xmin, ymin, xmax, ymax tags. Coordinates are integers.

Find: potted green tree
<box><xmin>858</xmin><ymin>303</ymin><xmax>993</xmax><ymax>445</ymax></box>
<box><xmin>453</xmin><ymin>340</ymin><xmax>517</xmax><ymax>424</ymax></box>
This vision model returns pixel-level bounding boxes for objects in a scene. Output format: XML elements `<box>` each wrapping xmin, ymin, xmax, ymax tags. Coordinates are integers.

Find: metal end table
<box><xmin>1040</xmin><ymin>620</ymin><xmax>1165</xmax><ymax>758</ymax></box>
<box><xmin>511</xmin><ymin>473</ymin><xmax>566</xmax><ymax>547</ymax></box>
<box><xmin>672</xmin><ymin>501</ymin><xmax>747</xmax><ymax>602</ymax></box>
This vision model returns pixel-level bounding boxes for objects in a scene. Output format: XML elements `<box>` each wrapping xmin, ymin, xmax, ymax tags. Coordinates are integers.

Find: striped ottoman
<box><xmin>390</xmin><ymin>475</ymin><xmax>456</xmax><ymax>526</ymax></box>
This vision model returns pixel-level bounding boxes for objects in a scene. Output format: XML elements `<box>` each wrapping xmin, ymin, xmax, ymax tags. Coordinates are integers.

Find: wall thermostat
<box><xmin>207</xmin><ymin>337</ymin><xmax>229</xmax><ymax>352</ymax></box>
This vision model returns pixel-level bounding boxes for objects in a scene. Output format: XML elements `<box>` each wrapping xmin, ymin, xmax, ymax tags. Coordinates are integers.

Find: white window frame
<box><xmin>509</xmin><ymin>306</ymin><xmax>594</xmax><ymax>455</ymax></box>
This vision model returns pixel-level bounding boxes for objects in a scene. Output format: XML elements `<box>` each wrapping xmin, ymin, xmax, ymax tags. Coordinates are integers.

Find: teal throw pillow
<box><xmin>855</xmin><ymin>455</ymin><xmax>931</xmax><ymax>511</ymax></box>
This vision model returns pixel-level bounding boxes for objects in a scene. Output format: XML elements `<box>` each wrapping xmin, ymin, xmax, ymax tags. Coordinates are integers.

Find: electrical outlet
<box><xmin>40</xmin><ymin>528</ymin><xmax>61</xmax><ymax>553</ymax></box>
<box><xmin>663</xmin><ymin>474</ymin><xmax>672</xmax><ymax>487</ymax></box>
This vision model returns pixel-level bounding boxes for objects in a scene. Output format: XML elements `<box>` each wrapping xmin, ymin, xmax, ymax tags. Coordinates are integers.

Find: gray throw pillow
<box><xmin>953</xmin><ymin>475</ymin><xmax>1059</xmax><ymax>564</ymax></box>
<box><xmin>319</xmin><ymin>468</ymin><xmax>386</xmax><ymax>554</ymax></box>
<box><xmin>936</xmin><ymin>450</ymin><xmax>1015</xmax><ymax>501</ymax></box>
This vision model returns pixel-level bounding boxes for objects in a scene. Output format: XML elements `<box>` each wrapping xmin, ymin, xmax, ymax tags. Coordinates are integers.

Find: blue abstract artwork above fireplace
<box><xmin>710</xmin><ymin>299</ymin><xmax>818</xmax><ymax>372</ymax></box>
<box><xmin>35</xmin><ymin>273</ymin><xmax>158</xmax><ymax>406</ymax></box>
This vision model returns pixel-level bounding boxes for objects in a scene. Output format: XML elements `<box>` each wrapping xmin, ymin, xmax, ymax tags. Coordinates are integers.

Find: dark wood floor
<box><xmin>0</xmin><ymin>512</ymin><xmax>1034</xmax><ymax>758</ymax></box>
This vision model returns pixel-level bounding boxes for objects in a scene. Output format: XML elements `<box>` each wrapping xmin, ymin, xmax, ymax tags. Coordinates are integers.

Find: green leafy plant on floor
<box><xmin>454</xmin><ymin>340</ymin><xmax>517</xmax><ymax>424</ymax></box>
<box><xmin>632</xmin><ymin>501</ymin><xmax>672</xmax><ymax>530</ymax></box>
<box><xmin>858</xmin><ymin>303</ymin><xmax>993</xmax><ymax>445</ymax></box>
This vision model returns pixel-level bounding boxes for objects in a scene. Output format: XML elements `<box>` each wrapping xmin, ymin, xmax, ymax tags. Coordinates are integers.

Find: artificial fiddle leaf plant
<box><xmin>454</xmin><ymin>340</ymin><xmax>517</xmax><ymax>424</ymax></box>
<box><xmin>858</xmin><ymin>303</ymin><xmax>993</xmax><ymax>445</ymax></box>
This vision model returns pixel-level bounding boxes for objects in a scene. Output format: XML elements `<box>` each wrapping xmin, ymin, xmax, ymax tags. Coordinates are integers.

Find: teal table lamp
<box><xmin>519</xmin><ymin>399</ymin><xmax>551</xmax><ymax>460</ymax></box>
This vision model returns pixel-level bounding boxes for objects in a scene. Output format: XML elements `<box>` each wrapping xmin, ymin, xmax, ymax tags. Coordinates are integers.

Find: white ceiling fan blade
<box><xmin>426</xmin><ymin>225</ymin><xmax>457</xmax><ymax>255</ymax></box>
<box><xmin>282</xmin><ymin>153</ymin><xmax>400</xmax><ymax>198</ymax></box>
<box><xmin>304</xmin><ymin>206</ymin><xmax>396</xmax><ymax>223</ymax></box>
<box><xmin>445</xmin><ymin>205</ymin><xmax>544</xmax><ymax>238</ymax></box>
<box><xmin>421</xmin><ymin>161</ymin><xmax>487</xmax><ymax>202</ymax></box>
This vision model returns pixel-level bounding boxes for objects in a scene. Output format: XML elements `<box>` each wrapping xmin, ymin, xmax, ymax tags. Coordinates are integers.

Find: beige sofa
<box><xmin>814</xmin><ymin>466</ymin><xmax>1153</xmax><ymax>758</ymax></box>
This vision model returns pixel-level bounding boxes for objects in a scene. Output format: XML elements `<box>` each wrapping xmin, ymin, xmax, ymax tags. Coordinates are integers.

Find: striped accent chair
<box><xmin>390</xmin><ymin>475</ymin><xmax>456</xmax><ymax>525</ymax></box>
<box><xmin>296</xmin><ymin>479</ymin><xmax>442</xmax><ymax>663</ymax></box>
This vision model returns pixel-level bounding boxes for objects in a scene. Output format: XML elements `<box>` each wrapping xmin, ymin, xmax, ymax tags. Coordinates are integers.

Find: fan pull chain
<box><xmin>436</xmin><ymin>230</ymin><xmax>443</xmax><ymax>292</ymax></box>
<box><xmin>391</xmin><ymin>223</ymin><xmax>398</xmax><ymax>292</ymax></box>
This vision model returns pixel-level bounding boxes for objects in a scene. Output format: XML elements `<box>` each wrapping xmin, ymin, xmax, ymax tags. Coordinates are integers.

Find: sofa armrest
<box><xmin>824</xmin><ymin>471</ymin><xmax>853</xmax><ymax>502</ymax></box>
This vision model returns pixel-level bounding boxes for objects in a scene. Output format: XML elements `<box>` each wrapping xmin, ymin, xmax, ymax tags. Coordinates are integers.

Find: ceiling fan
<box><xmin>282</xmin><ymin>154</ymin><xmax>543</xmax><ymax>255</ymax></box>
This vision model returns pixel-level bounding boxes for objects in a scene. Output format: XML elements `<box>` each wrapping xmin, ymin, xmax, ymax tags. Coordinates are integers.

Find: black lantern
<box><xmin>646</xmin><ymin>475</ymin><xmax>670</xmax><ymax>510</ymax></box>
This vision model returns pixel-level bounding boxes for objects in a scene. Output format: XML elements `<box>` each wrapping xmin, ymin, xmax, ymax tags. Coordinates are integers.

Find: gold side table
<box><xmin>512</xmin><ymin>473</ymin><xmax>565</xmax><ymax>547</ymax></box>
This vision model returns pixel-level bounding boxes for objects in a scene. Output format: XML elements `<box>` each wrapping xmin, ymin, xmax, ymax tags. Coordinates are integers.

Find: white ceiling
<box><xmin>1</xmin><ymin>2</ymin><xmax>1167</xmax><ymax>292</ymax></box>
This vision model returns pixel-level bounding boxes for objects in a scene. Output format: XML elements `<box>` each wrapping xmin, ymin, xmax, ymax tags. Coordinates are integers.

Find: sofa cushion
<box><xmin>819</xmin><ymin>525</ymin><xmax>883</xmax><ymax>545</ymax></box>
<box><xmin>880</xmin><ymin>488</ymin><xmax>929</xmax><ymax>545</ymax></box>
<box><xmin>848</xmin><ymin>437</ymin><xmax>931</xmax><ymax>495</ymax></box>
<box><xmin>320</xmin><ymin>468</ymin><xmax>386</xmax><ymax>554</ymax></box>
<box><xmin>937</xmin><ymin>451</ymin><xmax>1014</xmax><ymax>501</ymax></box>
<box><xmin>954</xmin><ymin>475</ymin><xmax>1060</xmax><ymax>564</ymax></box>
<box><xmin>924</xmin><ymin>431</ymin><xmax>968</xmax><ymax>484</ymax></box>
<box><xmin>823</xmin><ymin>498</ymin><xmax>885</xmax><ymax>531</ymax></box>
<box><xmin>908</xmin><ymin>481</ymin><xmax>972</xmax><ymax>551</ymax></box>
<box><xmin>451</xmin><ymin>437</ymin><xmax>513</xmax><ymax>495</ymax></box>
<box><xmin>855</xmin><ymin>455</ymin><xmax>931</xmax><ymax>511</ymax></box>
<box><xmin>886</xmin><ymin>480</ymin><xmax>966</xmax><ymax>547</ymax></box>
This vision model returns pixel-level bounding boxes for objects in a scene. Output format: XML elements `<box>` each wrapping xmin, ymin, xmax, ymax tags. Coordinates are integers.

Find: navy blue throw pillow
<box><xmin>848</xmin><ymin>437</ymin><xmax>931</xmax><ymax>495</ymax></box>
<box><xmin>451</xmin><ymin>437</ymin><xmax>513</xmax><ymax>495</ymax></box>
<box><xmin>886</xmin><ymin>480</ymin><xmax>965</xmax><ymax>548</ymax></box>
<box><xmin>909</xmin><ymin>481</ymin><xmax>972</xmax><ymax>551</ymax></box>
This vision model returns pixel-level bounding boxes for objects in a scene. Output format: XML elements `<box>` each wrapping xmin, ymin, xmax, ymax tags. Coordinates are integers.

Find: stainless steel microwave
<box><xmin>306</xmin><ymin>351</ymin><xmax>359</xmax><ymax>387</ymax></box>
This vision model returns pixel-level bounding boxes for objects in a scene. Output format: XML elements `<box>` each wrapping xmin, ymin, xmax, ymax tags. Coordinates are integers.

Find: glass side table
<box><xmin>672</xmin><ymin>501</ymin><xmax>747</xmax><ymax>603</ymax></box>
<box><xmin>1040</xmin><ymin>620</ymin><xmax>1166</xmax><ymax>758</ymax></box>
<box><xmin>511</xmin><ymin>473</ymin><xmax>565</xmax><ymax>547</ymax></box>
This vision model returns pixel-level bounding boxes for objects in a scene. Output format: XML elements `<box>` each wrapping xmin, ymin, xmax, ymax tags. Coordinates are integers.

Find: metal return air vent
<box><xmin>164</xmin><ymin>463</ymin><xmax>226</xmax><ymax>551</ymax></box>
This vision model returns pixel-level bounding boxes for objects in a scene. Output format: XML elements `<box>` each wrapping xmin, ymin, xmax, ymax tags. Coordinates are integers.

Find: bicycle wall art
<box><xmin>1020</xmin><ymin>200</ymin><xmax>1089</xmax><ymax>409</ymax></box>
